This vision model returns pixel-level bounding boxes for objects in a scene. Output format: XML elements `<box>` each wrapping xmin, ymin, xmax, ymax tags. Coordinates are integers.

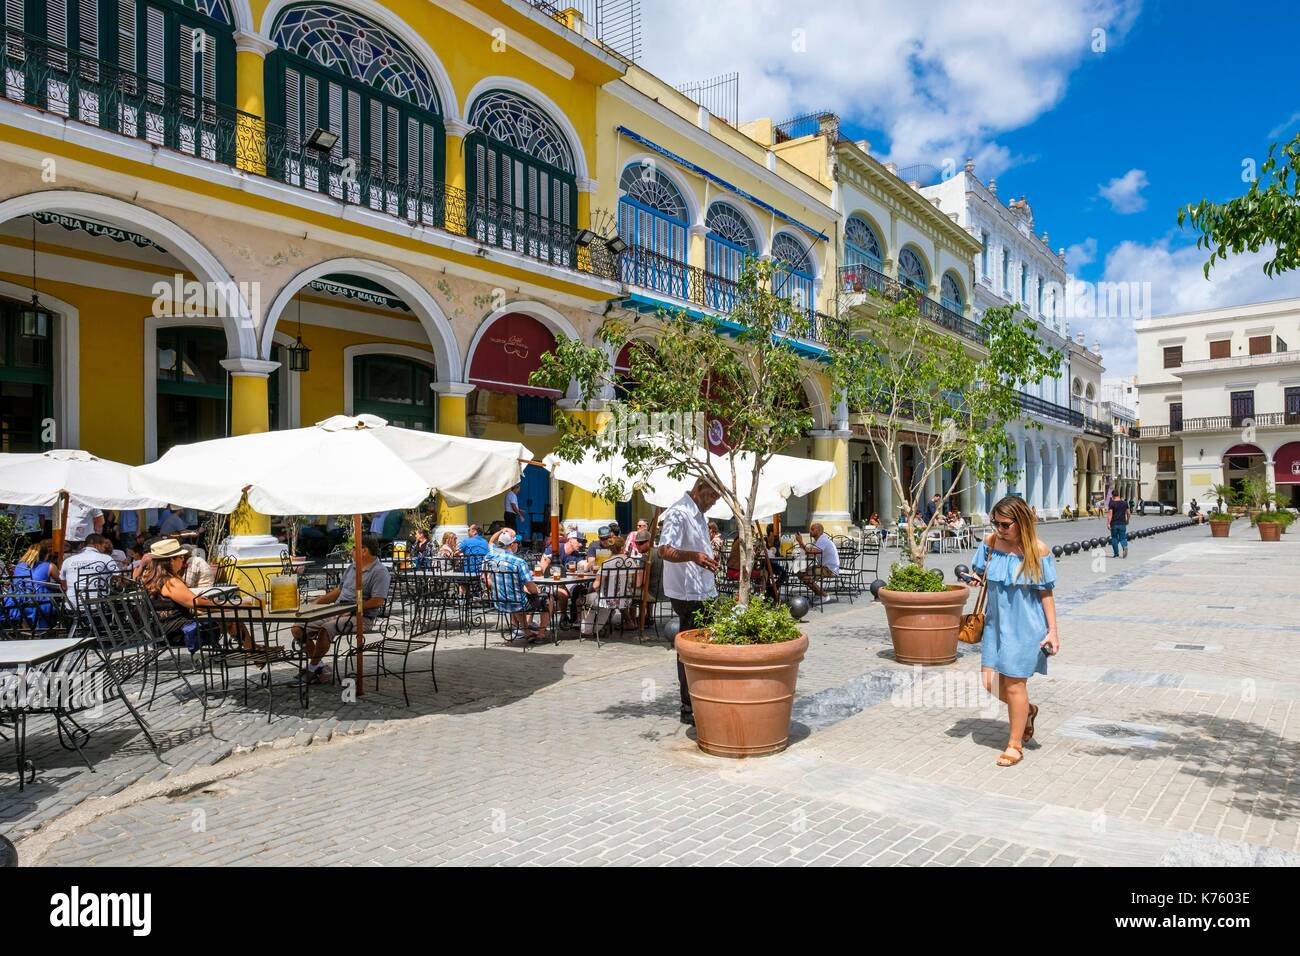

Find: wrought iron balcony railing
<box><xmin>1017</xmin><ymin>392</ymin><xmax>1084</xmax><ymax>427</ymax></box>
<box><xmin>1</xmin><ymin>27</ymin><xmax>619</xmax><ymax>282</ymax></box>
<box><xmin>1</xmin><ymin>26</ymin><xmax>256</xmax><ymax>167</ymax></box>
<box><xmin>620</xmin><ymin>244</ymin><xmax>841</xmax><ymax>348</ymax></box>
<box><xmin>838</xmin><ymin>264</ymin><xmax>988</xmax><ymax>347</ymax></box>
<box><xmin>259</xmin><ymin>121</ymin><xmax>618</xmax><ymax>279</ymax></box>
<box><xmin>1084</xmin><ymin>416</ymin><xmax>1114</xmax><ymax>438</ymax></box>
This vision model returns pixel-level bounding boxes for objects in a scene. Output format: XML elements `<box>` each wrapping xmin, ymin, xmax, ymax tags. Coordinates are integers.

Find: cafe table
<box><xmin>530</xmin><ymin>573</ymin><xmax>596</xmax><ymax>644</ymax></box>
<box><xmin>192</xmin><ymin>600</ymin><xmax>357</xmax><ymax>706</ymax></box>
<box><xmin>1</xmin><ymin>635</ymin><xmax>100</xmax><ymax>789</ymax></box>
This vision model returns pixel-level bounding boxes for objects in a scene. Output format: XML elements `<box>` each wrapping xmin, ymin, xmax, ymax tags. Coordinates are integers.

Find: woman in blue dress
<box><xmin>969</xmin><ymin>496</ymin><xmax>1060</xmax><ymax>767</ymax></box>
<box><xmin>8</xmin><ymin>539</ymin><xmax>62</xmax><ymax>629</ymax></box>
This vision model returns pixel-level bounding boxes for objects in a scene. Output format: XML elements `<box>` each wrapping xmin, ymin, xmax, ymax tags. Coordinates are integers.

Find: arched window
<box><xmin>940</xmin><ymin>272</ymin><xmax>963</xmax><ymax>313</ymax></box>
<box><xmin>8</xmin><ymin>0</ymin><xmax>236</xmax><ymax>160</ymax></box>
<box><xmin>844</xmin><ymin>216</ymin><xmax>883</xmax><ymax>271</ymax></box>
<box><xmin>704</xmin><ymin>201</ymin><xmax>756</xmax><ymax>312</ymax></box>
<box><xmin>353</xmin><ymin>354</ymin><xmax>437</xmax><ymax>430</ymax></box>
<box><xmin>771</xmin><ymin>233</ymin><xmax>814</xmax><ymax>315</ymax></box>
<box><xmin>618</xmin><ymin>162</ymin><xmax>688</xmax><ymax>297</ymax></box>
<box><xmin>268</xmin><ymin>4</ymin><xmax>444</xmax><ymax>224</ymax></box>
<box><xmin>466</xmin><ymin>89</ymin><xmax>576</xmax><ymax>264</ymax></box>
<box><xmin>898</xmin><ymin>246</ymin><xmax>927</xmax><ymax>292</ymax></box>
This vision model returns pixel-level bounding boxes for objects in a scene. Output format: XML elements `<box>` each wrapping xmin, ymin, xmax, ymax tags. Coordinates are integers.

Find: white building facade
<box><xmin>1069</xmin><ymin>336</ymin><xmax>1111</xmax><ymax>509</ymax></box>
<box><xmin>922</xmin><ymin>163</ymin><xmax>1077</xmax><ymax>518</ymax></box>
<box><xmin>1135</xmin><ymin>298</ymin><xmax>1300</xmax><ymax>510</ymax></box>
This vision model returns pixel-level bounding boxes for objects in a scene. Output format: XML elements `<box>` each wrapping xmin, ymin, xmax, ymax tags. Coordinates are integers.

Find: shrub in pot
<box><xmin>1207</xmin><ymin>511</ymin><xmax>1234</xmax><ymax>538</ymax></box>
<box><xmin>1255</xmin><ymin>511</ymin><xmax>1284</xmax><ymax>541</ymax></box>
<box><xmin>676</xmin><ymin>598</ymin><xmax>808</xmax><ymax>758</ymax></box>
<box><xmin>877</xmin><ymin>561</ymin><xmax>969</xmax><ymax>666</ymax></box>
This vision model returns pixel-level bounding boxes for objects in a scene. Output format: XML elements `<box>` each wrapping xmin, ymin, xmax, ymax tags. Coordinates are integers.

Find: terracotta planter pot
<box><xmin>878</xmin><ymin>585</ymin><xmax>970</xmax><ymax>666</ymax></box>
<box><xmin>1258</xmin><ymin>522</ymin><xmax>1281</xmax><ymax>542</ymax></box>
<box><xmin>675</xmin><ymin>629</ymin><xmax>808</xmax><ymax>758</ymax></box>
<box><xmin>1209</xmin><ymin>519</ymin><xmax>1232</xmax><ymax>538</ymax></box>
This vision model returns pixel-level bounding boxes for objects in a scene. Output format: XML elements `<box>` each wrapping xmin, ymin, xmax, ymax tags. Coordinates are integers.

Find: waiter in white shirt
<box><xmin>63</xmin><ymin>497</ymin><xmax>104</xmax><ymax>551</ymax></box>
<box><xmin>657</xmin><ymin>477</ymin><xmax>721</xmax><ymax>725</ymax></box>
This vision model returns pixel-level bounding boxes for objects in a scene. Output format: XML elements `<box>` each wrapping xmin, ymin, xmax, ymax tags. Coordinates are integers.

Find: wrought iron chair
<box><xmin>482</xmin><ymin>566</ymin><xmax>551</xmax><ymax>647</ymax></box>
<box><xmin>360</xmin><ymin>575</ymin><xmax>446</xmax><ymax>706</ymax></box>
<box><xmin>580</xmin><ymin>555</ymin><xmax>643</xmax><ymax>647</ymax></box>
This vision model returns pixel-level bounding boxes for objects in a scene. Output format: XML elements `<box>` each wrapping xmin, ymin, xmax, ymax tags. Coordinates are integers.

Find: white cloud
<box><xmin>1068</xmin><ymin>238</ymin><xmax>1300</xmax><ymax>379</ymax></box>
<box><xmin>1266</xmin><ymin>110</ymin><xmax>1300</xmax><ymax>141</ymax></box>
<box><xmin>636</xmin><ymin>0</ymin><xmax>1141</xmax><ymax>176</ymax></box>
<box><xmin>1097</xmin><ymin>168</ymin><xmax>1148</xmax><ymax>214</ymax></box>
<box><xmin>1066</xmin><ymin>237</ymin><xmax>1098</xmax><ymax>268</ymax></box>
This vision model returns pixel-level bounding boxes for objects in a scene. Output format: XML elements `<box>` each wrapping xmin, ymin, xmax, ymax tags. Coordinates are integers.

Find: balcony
<box><xmin>1134</xmin><ymin>411</ymin><xmax>1300</xmax><ymax>438</ymax></box>
<box><xmin>0</xmin><ymin>27</ymin><xmax>619</xmax><ymax>281</ymax></box>
<box><xmin>1084</xmin><ymin>416</ymin><xmax>1114</xmax><ymax>439</ymax></box>
<box><xmin>838</xmin><ymin>265</ymin><xmax>988</xmax><ymax>347</ymax></box>
<box><xmin>1017</xmin><ymin>392</ymin><xmax>1084</xmax><ymax>428</ymax></box>
<box><xmin>620</xmin><ymin>244</ymin><xmax>843</xmax><ymax>349</ymax></box>
<box><xmin>1176</xmin><ymin>349</ymin><xmax>1300</xmax><ymax>375</ymax></box>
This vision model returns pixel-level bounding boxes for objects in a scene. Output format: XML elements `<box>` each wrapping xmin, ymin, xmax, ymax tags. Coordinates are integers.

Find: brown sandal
<box><xmin>996</xmin><ymin>744</ymin><xmax>1024</xmax><ymax>767</ymax></box>
<box><xmin>1024</xmin><ymin>704</ymin><xmax>1039</xmax><ymax>741</ymax></box>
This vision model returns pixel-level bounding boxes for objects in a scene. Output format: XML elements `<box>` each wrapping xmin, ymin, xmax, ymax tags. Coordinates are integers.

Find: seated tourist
<box><xmin>291</xmin><ymin>533</ymin><xmax>390</xmax><ymax>684</ymax></box>
<box><xmin>795</xmin><ymin>523</ymin><xmax>841</xmax><ymax>604</ymax></box>
<box><xmin>60</xmin><ymin>534</ymin><xmax>118</xmax><ymax>608</ymax></box>
<box><xmin>482</xmin><ymin>528</ymin><xmax>551</xmax><ymax>644</ymax></box>
<box><xmin>458</xmin><ymin>523</ymin><xmax>490</xmax><ymax>574</ymax></box>
<box><xmin>140</xmin><ymin>539</ymin><xmax>228</xmax><ymax>647</ymax></box>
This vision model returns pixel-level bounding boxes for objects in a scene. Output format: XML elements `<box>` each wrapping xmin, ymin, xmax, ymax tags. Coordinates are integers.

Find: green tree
<box><xmin>826</xmin><ymin>295</ymin><xmax>1062</xmax><ymax>569</ymax></box>
<box><xmin>1179</xmin><ymin>133</ymin><xmax>1300</xmax><ymax>277</ymax></box>
<box><xmin>531</xmin><ymin>258</ymin><xmax>815</xmax><ymax>605</ymax></box>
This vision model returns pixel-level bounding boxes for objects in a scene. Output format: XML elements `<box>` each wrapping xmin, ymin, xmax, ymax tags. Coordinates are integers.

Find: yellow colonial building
<box><xmin>0</xmin><ymin>0</ymin><xmax>851</xmax><ymax>543</ymax></box>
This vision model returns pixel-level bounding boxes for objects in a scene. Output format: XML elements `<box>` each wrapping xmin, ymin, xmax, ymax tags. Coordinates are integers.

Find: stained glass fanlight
<box><xmin>467</xmin><ymin>91</ymin><xmax>574</xmax><ymax>172</ymax></box>
<box><xmin>898</xmin><ymin>246</ymin><xmax>927</xmax><ymax>291</ymax></box>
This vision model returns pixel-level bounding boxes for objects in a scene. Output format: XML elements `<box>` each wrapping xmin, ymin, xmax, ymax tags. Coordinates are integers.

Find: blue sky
<box><xmin>640</xmin><ymin>0</ymin><xmax>1300</xmax><ymax>375</ymax></box>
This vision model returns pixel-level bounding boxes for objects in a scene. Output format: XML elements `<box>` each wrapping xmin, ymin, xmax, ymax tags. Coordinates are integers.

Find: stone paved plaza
<box><xmin>6</xmin><ymin>516</ymin><xmax>1298</xmax><ymax>866</ymax></box>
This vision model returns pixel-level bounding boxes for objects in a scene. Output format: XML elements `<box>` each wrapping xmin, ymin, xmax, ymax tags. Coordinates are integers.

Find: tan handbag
<box><xmin>958</xmin><ymin>578</ymin><xmax>987</xmax><ymax>644</ymax></box>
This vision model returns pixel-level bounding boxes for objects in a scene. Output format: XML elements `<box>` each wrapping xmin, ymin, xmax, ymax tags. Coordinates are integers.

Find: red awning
<box><xmin>1275</xmin><ymin>442</ymin><xmax>1300</xmax><ymax>484</ymax></box>
<box><xmin>1224</xmin><ymin>443</ymin><xmax>1264</xmax><ymax>456</ymax></box>
<box><xmin>468</xmin><ymin>313</ymin><xmax>560</xmax><ymax>397</ymax></box>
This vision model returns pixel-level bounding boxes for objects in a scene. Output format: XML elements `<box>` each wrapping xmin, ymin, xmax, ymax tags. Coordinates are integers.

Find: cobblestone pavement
<box><xmin>10</xmin><ymin>518</ymin><xmax>1299</xmax><ymax>866</ymax></box>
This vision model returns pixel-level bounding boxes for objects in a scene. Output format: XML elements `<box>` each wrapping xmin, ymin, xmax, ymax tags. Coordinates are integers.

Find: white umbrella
<box><xmin>129</xmin><ymin>414</ymin><xmax>533</xmax><ymax>694</ymax></box>
<box><xmin>0</xmin><ymin>449</ymin><xmax>170</xmax><ymax>558</ymax></box>
<box><xmin>542</xmin><ymin>444</ymin><xmax>837</xmax><ymax>521</ymax></box>
<box><xmin>129</xmin><ymin>414</ymin><xmax>531</xmax><ymax>515</ymax></box>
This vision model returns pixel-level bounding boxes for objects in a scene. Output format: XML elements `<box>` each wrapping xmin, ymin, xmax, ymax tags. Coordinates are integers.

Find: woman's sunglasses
<box><xmin>992</xmin><ymin>519</ymin><xmax>1016</xmax><ymax>530</ymax></box>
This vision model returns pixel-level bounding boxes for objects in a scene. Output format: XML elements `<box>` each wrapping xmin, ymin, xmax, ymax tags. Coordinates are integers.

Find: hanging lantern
<box><xmin>287</xmin><ymin>335</ymin><xmax>311</xmax><ymax>372</ymax></box>
<box><xmin>287</xmin><ymin>293</ymin><xmax>310</xmax><ymax>371</ymax></box>
<box><xmin>22</xmin><ymin>218</ymin><xmax>51</xmax><ymax>339</ymax></box>
<box><xmin>19</xmin><ymin>294</ymin><xmax>51</xmax><ymax>339</ymax></box>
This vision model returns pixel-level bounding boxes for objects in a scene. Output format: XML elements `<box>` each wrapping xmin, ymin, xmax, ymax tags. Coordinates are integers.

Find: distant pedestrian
<box><xmin>967</xmin><ymin>496</ymin><xmax>1059</xmax><ymax>767</ymax></box>
<box><xmin>1107</xmin><ymin>489</ymin><xmax>1130</xmax><ymax>558</ymax></box>
<box><xmin>504</xmin><ymin>484</ymin><xmax>525</xmax><ymax>534</ymax></box>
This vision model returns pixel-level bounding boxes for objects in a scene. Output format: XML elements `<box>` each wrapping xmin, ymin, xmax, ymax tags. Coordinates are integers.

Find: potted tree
<box><xmin>532</xmin><ymin>258</ymin><xmax>819</xmax><ymax>756</ymax></box>
<box><xmin>674</xmin><ymin>597</ymin><xmax>807</xmax><ymax>756</ymax></box>
<box><xmin>828</xmin><ymin>295</ymin><xmax>1061</xmax><ymax>666</ymax></box>
<box><xmin>1208</xmin><ymin>483</ymin><xmax>1236</xmax><ymax>537</ymax></box>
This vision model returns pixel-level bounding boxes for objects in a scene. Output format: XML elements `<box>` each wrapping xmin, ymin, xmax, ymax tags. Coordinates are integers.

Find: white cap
<box><xmin>497</xmin><ymin>528</ymin><xmax>517</xmax><ymax>546</ymax></box>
